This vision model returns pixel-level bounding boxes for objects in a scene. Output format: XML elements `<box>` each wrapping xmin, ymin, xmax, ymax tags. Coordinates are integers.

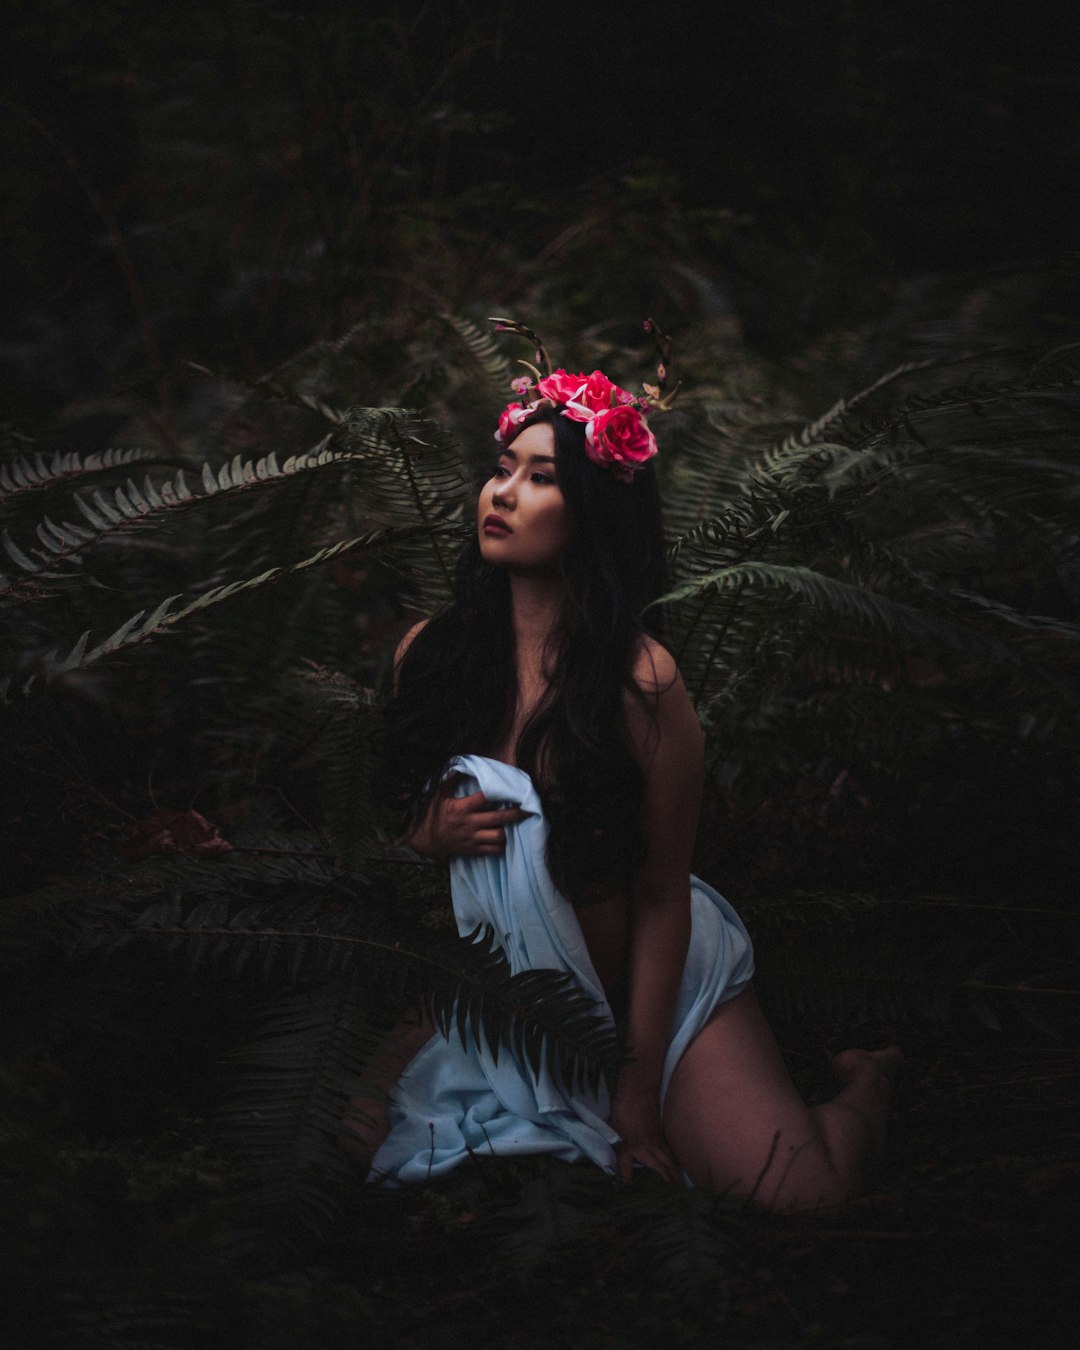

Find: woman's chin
<box><xmin>478</xmin><ymin>537</ymin><xmax>509</xmax><ymax>565</ymax></box>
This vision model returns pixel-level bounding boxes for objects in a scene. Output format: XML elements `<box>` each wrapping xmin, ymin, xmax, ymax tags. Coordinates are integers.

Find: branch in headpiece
<box><xmin>642</xmin><ymin>318</ymin><xmax>680</xmax><ymax>410</ymax></box>
<box><xmin>488</xmin><ymin>317</ymin><xmax>553</xmax><ymax>377</ymax></box>
<box><xmin>643</xmin><ymin>318</ymin><xmax>673</xmax><ymax>391</ymax></box>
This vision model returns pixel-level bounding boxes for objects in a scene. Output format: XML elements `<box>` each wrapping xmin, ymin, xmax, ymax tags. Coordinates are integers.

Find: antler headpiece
<box><xmin>488</xmin><ymin>318</ymin><xmax>680</xmax><ymax>483</ymax></box>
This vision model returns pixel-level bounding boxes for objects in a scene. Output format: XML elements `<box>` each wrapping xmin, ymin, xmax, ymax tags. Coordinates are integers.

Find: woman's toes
<box><xmin>831</xmin><ymin>1045</ymin><xmax>903</xmax><ymax>1088</ymax></box>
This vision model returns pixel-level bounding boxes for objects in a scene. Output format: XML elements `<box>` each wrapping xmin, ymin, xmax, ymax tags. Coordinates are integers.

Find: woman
<box><xmin>353</xmin><ymin>352</ymin><xmax>900</xmax><ymax>1210</ymax></box>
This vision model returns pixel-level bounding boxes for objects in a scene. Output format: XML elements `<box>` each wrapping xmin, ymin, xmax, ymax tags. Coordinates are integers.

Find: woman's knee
<box><xmin>663</xmin><ymin>990</ymin><xmax>859</xmax><ymax>1208</ymax></box>
<box><xmin>696</xmin><ymin>1123</ymin><xmax>852</xmax><ymax>1212</ymax></box>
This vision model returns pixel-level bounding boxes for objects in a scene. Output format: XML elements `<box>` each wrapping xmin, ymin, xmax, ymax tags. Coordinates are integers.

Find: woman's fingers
<box><xmin>478</xmin><ymin>806</ymin><xmax>530</xmax><ymax>827</ymax></box>
<box><xmin>433</xmin><ymin>790</ymin><xmax>531</xmax><ymax>855</ymax></box>
<box><xmin>455</xmin><ymin>800</ymin><xmax>527</xmax><ymax>827</ymax></box>
<box><xmin>460</xmin><ymin>795</ymin><xmax>528</xmax><ymax>821</ymax></box>
<box><xmin>616</xmin><ymin>1142</ymin><xmax>682</xmax><ymax>1185</ymax></box>
<box><xmin>473</xmin><ymin>810</ymin><xmax>530</xmax><ymax>846</ymax></box>
<box><xmin>651</xmin><ymin>1151</ymin><xmax>682</xmax><ymax>1184</ymax></box>
<box><xmin>474</xmin><ymin>829</ymin><xmax>506</xmax><ymax>848</ymax></box>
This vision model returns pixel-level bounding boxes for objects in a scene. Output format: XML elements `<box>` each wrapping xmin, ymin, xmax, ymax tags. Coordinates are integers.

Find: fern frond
<box><xmin>95</xmin><ymin>899</ymin><xmax>619</xmax><ymax>1093</ymax></box>
<box><xmin>2</xmin><ymin>521</ymin><xmax>460</xmax><ymax>701</ymax></box>
<box><xmin>0</xmin><ymin>437</ymin><xmax>343</xmax><ymax>599</ymax></box>
<box><xmin>613</xmin><ymin>1176</ymin><xmax>739</xmax><ymax>1307</ymax></box>
<box><xmin>817</xmin><ymin>417</ymin><xmax>1080</xmax><ymax>508</ymax></box>
<box><xmin>439</xmin><ymin>311</ymin><xmax>514</xmax><ymax>394</ymax></box>
<box><xmin>660</xmin><ymin>561</ymin><xmax>1028</xmax><ymax>708</ymax></box>
<box><xmin>216</xmin><ymin>978</ymin><xmax>376</xmax><ymax>1252</ymax></box>
<box><xmin>494</xmin><ymin>1164</ymin><xmax>600</xmax><ymax>1280</ymax></box>
<box><xmin>282</xmin><ymin>666</ymin><xmax>382</xmax><ymax>874</ymax></box>
<box><xmin>667</xmin><ymin>364</ymin><xmax>1080</xmax><ymax>555</ymax></box>
<box><xmin>0</xmin><ymin>829</ymin><xmax>380</xmax><ymax>968</ymax></box>
<box><xmin>834</xmin><ymin>371</ymin><xmax>1080</xmax><ymax>452</ymax></box>
<box><xmin>772</xmin><ymin>349</ymin><xmax>1020</xmax><ymax>458</ymax></box>
<box><xmin>340</xmin><ymin>407</ymin><xmax>469</xmax><ymax>607</ymax></box>
<box><xmin>0</xmin><ymin>444</ymin><xmax>159</xmax><ymax>505</ymax></box>
<box><xmin>659</xmin><ymin>363</ymin><xmax>1080</xmax><ymax>734</ymax></box>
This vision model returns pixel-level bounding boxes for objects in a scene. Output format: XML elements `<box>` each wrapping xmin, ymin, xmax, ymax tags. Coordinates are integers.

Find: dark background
<box><xmin>4</xmin><ymin>0</ymin><xmax>1078</xmax><ymax>431</ymax></box>
<box><xmin>3</xmin><ymin>4</ymin><xmax>1078</xmax><ymax>1347</ymax></box>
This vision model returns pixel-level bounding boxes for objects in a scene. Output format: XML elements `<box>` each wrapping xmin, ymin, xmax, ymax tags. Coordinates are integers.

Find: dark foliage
<box><xmin>3</xmin><ymin>3</ymin><xmax>1079</xmax><ymax>1343</ymax></box>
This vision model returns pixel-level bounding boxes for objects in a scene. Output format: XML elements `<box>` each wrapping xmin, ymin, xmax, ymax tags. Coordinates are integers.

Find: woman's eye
<box><xmin>492</xmin><ymin>463</ymin><xmax>510</xmax><ymax>478</ymax></box>
<box><xmin>531</xmin><ymin>472</ymin><xmax>555</xmax><ymax>485</ymax></box>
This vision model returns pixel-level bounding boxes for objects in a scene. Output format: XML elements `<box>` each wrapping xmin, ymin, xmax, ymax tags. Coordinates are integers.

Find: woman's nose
<box><xmin>492</xmin><ymin>479</ymin><xmax>514</xmax><ymax>508</ymax></box>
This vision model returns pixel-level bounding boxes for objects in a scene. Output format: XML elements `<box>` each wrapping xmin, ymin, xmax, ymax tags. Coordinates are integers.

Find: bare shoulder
<box><xmin>626</xmin><ymin>637</ymin><xmax>704</xmax><ymax>867</ymax></box>
<box><xmin>625</xmin><ymin>635</ymin><xmax>703</xmax><ymax>765</ymax></box>
<box><xmin>630</xmin><ymin>634</ymin><xmax>679</xmax><ymax>695</ymax></box>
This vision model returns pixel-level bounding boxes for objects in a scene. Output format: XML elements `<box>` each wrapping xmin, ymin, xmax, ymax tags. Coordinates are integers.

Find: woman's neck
<box><xmin>507</xmin><ymin>570</ymin><xmax>564</xmax><ymax>659</ymax></box>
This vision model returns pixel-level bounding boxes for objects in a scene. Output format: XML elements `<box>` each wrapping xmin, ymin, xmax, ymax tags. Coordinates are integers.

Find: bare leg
<box><xmin>662</xmin><ymin>986</ymin><xmax>901</xmax><ymax>1211</ymax></box>
<box><xmin>339</xmin><ymin>1018</ymin><xmax>435</xmax><ymax>1168</ymax></box>
<box><xmin>816</xmin><ymin>1045</ymin><xmax>903</xmax><ymax>1169</ymax></box>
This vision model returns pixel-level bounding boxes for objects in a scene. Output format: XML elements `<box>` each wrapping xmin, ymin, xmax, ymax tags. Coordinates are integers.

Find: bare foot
<box><xmin>831</xmin><ymin>1045</ymin><xmax>903</xmax><ymax>1090</ymax></box>
<box><xmin>829</xmin><ymin>1046</ymin><xmax>903</xmax><ymax>1158</ymax></box>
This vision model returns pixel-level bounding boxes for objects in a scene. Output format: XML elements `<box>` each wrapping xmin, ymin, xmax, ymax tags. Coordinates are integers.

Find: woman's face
<box><xmin>477</xmin><ymin>421</ymin><xmax>572</xmax><ymax>571</ymax></box>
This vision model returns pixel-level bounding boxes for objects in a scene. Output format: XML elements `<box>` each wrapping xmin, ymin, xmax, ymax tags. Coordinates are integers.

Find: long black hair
<box><xmin>379</xmin><ymin>406</ymin><xmax>669</xmax><ymax>902</ymax></box>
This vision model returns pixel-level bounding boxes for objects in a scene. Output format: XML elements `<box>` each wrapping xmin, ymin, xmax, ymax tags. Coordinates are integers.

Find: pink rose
<box><xmin>584</xmin><ymin>405</ymin><xmax>658</xmax><ymax>481</ymax></box>
<box><xmin>494</xmin><ymin>401</ymin><xmax>536</xmax><ymax>443</ymax></box>
<box><xmin>576</xmin><ymin>370</ymin><xmax>617</xmax><ymax>412</ymax></box>
<box><xmin>536</xmin><ymin>368</ymin><xmax>589</xmax><ymax>409</ymax></box>
<box><xmin>583</xmin><ymin>369</ymin><xmax>635</xmax><ymax>410</ymax></box>
<box><xmin>565</xmin><ymin>370</ymin><xmax>639</xmax><ymax>423</ymax></box>
<box><xmin>534</xmin><ymin>368</ymin><xmax>640</xmax><ymax>422</ymax></box>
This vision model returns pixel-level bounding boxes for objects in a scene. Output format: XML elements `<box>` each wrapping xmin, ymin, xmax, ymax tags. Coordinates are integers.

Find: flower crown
<box><xmin>490</xmin><ymin>318</ymin><xmax>679</xmax><ymax>483</ymax></box>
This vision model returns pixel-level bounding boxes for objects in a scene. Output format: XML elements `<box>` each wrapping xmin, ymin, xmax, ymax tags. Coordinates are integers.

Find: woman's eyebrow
<box><xmin>499</xmin><ymin>448</ymin><xmax>557</xmax><ymax>466</ymax></box>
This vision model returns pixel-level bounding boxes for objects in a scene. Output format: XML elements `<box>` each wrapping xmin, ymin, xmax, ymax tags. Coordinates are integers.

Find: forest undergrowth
<box><xmin>4</xmin><ymin>33</ymin><xmax>1080</xmax><ymax>1329</ymax></box>
<box><xmin>3</xmin><ymin>292</ymin><xmax>1078</xmax><ymax>1347</ymax></box>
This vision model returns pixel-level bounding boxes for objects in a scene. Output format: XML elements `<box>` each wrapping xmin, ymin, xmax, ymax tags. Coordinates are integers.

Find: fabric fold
<box><xmin>368</xmin><ymin>754</ymin><xmax>754</xmax><ymax>1184</ymax></box>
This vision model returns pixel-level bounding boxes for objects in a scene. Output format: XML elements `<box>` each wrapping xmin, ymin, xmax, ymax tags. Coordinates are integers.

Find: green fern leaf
<box><xmin>2</xmin><ymin>527</ymin><xmax>38</xmax><ymax>573</ymax></box>
<box><xmin>660</xmin><ymin>560</ymin><xmax>1024</xmax><ymax>686</ymax></box>
<box><xmin>7</xmin><ymin>520</ymin><xmax>460</xmax><ymax>695</ymax></box>
<box><xmin>0</xmin><ymin>444</ymin><xmax>158</xmax><ymax>504</ymax></box>
<box><xmin>104</xmin><ymin>898</ymin><xmax>619</xmax><ymax>1094</ymax></box>
<box><xmin>0</xmin><ymin>437</ymin><xmax>349</xmax><ymax>600</ymax></box>
<box><xmin>439</xmin><ymin>311</ymin><xmax>514</xmax><ymax>393</ymax></box>
<box><xmin>217</xmin><ymin>978</ymin><xmax>378</xmax><ymax>1252</ymax></box>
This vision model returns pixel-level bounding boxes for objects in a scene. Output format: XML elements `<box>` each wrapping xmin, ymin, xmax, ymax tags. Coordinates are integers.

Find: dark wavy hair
<box><xmin>379</xmin><ymin>406</ymin><xmax>669</xmax><ymax>902</ymax></box>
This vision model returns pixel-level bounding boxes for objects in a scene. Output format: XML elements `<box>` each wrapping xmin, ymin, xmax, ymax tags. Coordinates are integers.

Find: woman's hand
<box><xmin>407</xmin><ymin>774</ymin><xmax>529</xmax><ymax>860</ymax></box>
<box><xmin>609</xmin><ymin>1069</ymin><xmax>681</xmax><ymax>1184</ymax></box>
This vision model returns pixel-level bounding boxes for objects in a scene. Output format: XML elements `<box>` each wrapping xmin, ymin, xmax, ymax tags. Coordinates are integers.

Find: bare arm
<box><xmin>609</xmin><ymin>638</ymin><xmax>704</xmax><ymax>1182</ymax></box>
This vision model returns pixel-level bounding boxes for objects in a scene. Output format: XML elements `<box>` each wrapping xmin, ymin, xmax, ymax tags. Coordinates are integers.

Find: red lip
<box><xmin>483</xmin><ymin>514</ymin><xmax>513</xmax><ymax>536</ymax></box>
